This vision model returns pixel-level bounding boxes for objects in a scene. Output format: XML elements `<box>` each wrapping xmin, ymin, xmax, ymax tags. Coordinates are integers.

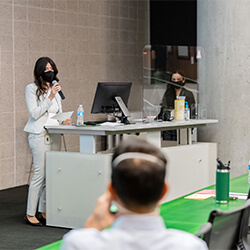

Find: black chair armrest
<box><xmin>195</xmin><ymin>222</ymin><xmax>212</xmax><ymax>238</ymax></box>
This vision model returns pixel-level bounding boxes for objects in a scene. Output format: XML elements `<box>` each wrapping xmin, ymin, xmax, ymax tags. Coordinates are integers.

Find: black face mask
<box><xmin>171</xmin><ymin>80</ymin><xmax>184</xmax><ymax>89</ymax></box>
<box><xmin>42</xmin><ymin>71</ymin><xmax>54</xmax><ymax>83</ymax></box>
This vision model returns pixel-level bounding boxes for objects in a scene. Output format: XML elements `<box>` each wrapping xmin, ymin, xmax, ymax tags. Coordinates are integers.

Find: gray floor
<box><xmin>0</xmin><ymin>185</ymin><xmax>70</xmax><ymax>250</ymax></box>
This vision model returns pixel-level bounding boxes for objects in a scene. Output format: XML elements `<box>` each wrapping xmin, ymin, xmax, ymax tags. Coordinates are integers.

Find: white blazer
<box><xmin>24</xmin><ymin>83</ymin><xmax>62</xmax><ymax>134</ymax></box>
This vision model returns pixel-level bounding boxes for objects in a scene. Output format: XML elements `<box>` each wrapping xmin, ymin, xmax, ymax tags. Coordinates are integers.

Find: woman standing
<box><xmin>24</xmin><ymin>57</ymin><xmax>71</xmax><ymax>226</ymax></box>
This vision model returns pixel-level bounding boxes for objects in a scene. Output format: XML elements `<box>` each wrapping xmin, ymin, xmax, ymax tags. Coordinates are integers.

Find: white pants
<box><xmin>27</xmin><ymin>130</ymin><xmax>61</xmax><ymax>216</ymax></box>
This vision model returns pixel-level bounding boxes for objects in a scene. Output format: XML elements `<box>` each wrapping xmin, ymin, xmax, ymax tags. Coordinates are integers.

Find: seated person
<box><xmin>158</xmin><ymin>70</ymin><xmax>195</xmax><ymax>140</ymax></box>
<box><xmin>61</xmin><ymin>138</ymin><xmax>207</xmax><ymax>250</ymax></box>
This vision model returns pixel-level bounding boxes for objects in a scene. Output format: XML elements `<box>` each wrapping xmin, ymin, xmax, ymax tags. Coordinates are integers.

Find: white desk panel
<box><xmin>46</xmin><ymin>151</ymin><xmax>111</xmax><ymax>228</ymax></box>
<box><xmin>46</xmin><ymin>142</ymin><xmax>216</xmax><ymax>228</ymax></box>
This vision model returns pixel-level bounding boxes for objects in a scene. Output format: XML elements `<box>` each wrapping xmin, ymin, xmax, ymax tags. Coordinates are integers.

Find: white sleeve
<box><xmin>25</xmin><ymin>84</ymin><xmax>53</xmax><ymax>121</ymax></box>
<box><xmin>55</xmin><ymin>94</ymin><xmax>63</xmax><ymax>124</ymax></box>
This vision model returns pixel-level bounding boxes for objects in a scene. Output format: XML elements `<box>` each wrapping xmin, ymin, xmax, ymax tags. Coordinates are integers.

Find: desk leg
<box><xmin>146</xmin><ymin>131</ymin><xmax>161</xmax><ymax>148</ymax></box>
<box><xmin>176</xmin><ymin>129</ymin><xmax>192</xmax><ymax>145</ymax></box>
<box><xmin>107</xmin><ymin>135</ymin><xmax>122</xmax><ymax>150</ymax></box>
<box><xmin>107</xmin><ymin>135</ymin><xmax>113</xmax><ymax>150</ymax></box>
<box><xmin>80</xmin><ymin>135</ymin><xmax>96</xmax><ymax>154</ymax></box>
<box><xmin>187</xmin><ymin>128</ymin><xmax>192</xmax><ymax>145</ymax></box>
<box><xmin>177</xmin><ymin>129</ymin><xmax>180</xmax><ymax>145</ymax></box>
<box><xmin>179</xmin><ymin>129</ymin><xmax>192</xmax><ymax>145</ymax></box>
<box><xmin>115</xmin><ymin>134</ymin><xmax>123</xmax><ymax>146</ymax></box>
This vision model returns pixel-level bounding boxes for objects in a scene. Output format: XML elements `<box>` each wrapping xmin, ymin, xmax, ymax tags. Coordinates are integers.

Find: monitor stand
<box><xmin>115</xmin><ymin>96</ymin><xmax>131</xmax><ymax>124</ymax></box>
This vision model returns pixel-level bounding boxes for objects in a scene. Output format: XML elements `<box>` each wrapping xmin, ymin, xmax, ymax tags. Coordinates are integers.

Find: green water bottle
<box><xmin>216</xmin><ymin>158</ymin><xmax>230</xmax><ymax>204</ymax></box>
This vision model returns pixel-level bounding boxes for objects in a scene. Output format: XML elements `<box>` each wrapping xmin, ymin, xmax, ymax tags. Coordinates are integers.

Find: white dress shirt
<box><xmin>61</xmin><ymin>215</ymin><xmax>208</xmax><ymax>250</ymax></box>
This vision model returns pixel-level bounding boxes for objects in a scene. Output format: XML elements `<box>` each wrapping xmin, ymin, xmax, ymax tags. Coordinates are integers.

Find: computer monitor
<box><xmin>91</xmin><ymin>82</ymin><xmax>132</xmax><ymax>124</ymax></box>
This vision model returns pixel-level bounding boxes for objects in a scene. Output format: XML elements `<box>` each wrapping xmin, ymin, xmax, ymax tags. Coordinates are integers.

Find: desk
<box><xmin>46</xmin><ymin>120</ymin><xmax>217</xmax><ymax>228</ymax></box>
<box><xmin>39</xmin><ymin>174</ymin><xmax>249</xmax><ymax>250</ymax></box>
<box><xmin>46</xmin><ymin>119</ymin><xmax>218</xmax><ymax>228</ymax></box>
<box><xmin>160</xmin><ymin>174</ymin><xmax>250</xmax><ymax>234</ymax></box>
<box><xmin>46</xmin><ymin>119</ymin><xmax>218</xmax><ymax>153</ymax></box>
<box><xmin>46</xmin><ymin>143</ymin><xmax>217</xmax><ymax>228</ymax></box>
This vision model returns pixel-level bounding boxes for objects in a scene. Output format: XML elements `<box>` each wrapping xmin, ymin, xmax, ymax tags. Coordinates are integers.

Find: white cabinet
<box><xmin>46</xmin><ymin>142</ymin><xmax>216</xmax><ymax>228</ymax></box>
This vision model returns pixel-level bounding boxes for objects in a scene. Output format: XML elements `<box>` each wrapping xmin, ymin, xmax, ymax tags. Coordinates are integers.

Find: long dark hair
<box><xmin>34</xmin><ymin>57</ymin><xmax>59</xmax><ymax>100</ymax></box>
<box><xmin>163</xmin><ymin>70</ymin><xmax>186</xmax><ymax>108</ymax></box>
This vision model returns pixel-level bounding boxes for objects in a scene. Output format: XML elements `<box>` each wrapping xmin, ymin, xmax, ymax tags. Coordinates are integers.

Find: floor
<box><xmin>0</xmin><ymin>185</ymin><xmax>70</xmax><ymax>250</ymax></box>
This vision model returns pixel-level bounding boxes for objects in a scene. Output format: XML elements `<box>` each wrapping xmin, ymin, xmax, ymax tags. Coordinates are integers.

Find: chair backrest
<box><xmin>200</xmin><ymin>199</ymin><xmax>250</xmax><ymax>250</ymax></box>
<box><xmin>247</xmin><ymin>187</ymin><xmax>250</xmax><ymax>199</ymax></box>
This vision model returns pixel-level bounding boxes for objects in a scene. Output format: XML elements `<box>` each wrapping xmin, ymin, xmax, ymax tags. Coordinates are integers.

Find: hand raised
<box><xmin>49</xmin><ymin>83</ymin><xmax>61</xmax><ymax>100</ymax></box>
<box><xmin>51</xmin><ymin>82</ymin><xmax>61</xmax><ymax>95</ymax></box>
<box><xmin>85</xmin><ymin>192</ymin><xmax>117</xmax><ymax>231</ymax></box>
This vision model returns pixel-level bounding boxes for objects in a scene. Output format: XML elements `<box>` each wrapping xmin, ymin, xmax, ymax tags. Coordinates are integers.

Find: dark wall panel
<box><xmin>150</xmin><ymin>0</ymin><xmax>197</xmax><ymax>46</ymax></box>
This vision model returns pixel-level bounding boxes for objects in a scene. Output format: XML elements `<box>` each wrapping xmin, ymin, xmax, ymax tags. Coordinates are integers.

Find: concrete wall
<box><xmin>197</xmin><ymin>0</ymin><xmax>250</xmax><ymax>177</ymax></box>
<box><xmin>0</xmin><ymin>0</ymin><xmax>149</xmax><ymax>190</ymax></box>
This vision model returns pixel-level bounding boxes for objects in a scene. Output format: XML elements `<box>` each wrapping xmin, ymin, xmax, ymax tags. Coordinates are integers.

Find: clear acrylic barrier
<box><xmin>144</xmin><ymin>105</ymin><xmax>161</xmax><ymax>122</ymax></box>
<box><xmin>143</xmin><ymin>45</ymin><xmax>206</xmax><ymax>121</ymax></box>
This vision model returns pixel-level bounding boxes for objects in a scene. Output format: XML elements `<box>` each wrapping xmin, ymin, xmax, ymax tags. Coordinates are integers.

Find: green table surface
<box><xmin>160</xmin><ymin>173</ymin><xmax>250</xmax><ymax>234</ymax></box>
<box><xmin>38</xmin><ymin>174</ymin><xmax>250</xmax><ymax>250</ymax></box>
<box><xmin>37</xmin><ymin>241</ymin><xmax>62</xmax><ymax>250</ymax></box>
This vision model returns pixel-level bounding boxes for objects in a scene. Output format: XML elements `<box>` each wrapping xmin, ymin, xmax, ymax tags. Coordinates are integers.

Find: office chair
<box><xmin>196</xmin><ymin>199</ymin><xmax>250</xmax><ymax>250</ymax></box>
<box><xmin>247</xmin><ymin>187</ymin><xmax>250</xmax><ymax>199</ymax></box>
<box><xmin>247</xmin><ymin>187</ymin><xmax>250</xmax><ymax>236</ymax></box>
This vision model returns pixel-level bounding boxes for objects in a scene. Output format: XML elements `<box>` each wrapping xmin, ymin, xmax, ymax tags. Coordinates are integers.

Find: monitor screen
<box><xmin>91</xmin><ymin>82</ymin><xmax>132</xmax><ymax>114</ymax></box>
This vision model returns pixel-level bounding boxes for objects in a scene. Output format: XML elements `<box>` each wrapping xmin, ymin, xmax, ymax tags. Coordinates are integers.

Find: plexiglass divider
<box><xmin>142</xmin><ymin>45</ymin><xmax>206</xmax><ymax>121</ymax></box>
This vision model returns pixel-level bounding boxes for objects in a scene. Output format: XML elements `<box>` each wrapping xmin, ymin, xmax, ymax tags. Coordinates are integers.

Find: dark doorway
<box><xmin>150</xmin><ymin>0</ymin><xmax>197</xmax><ymax>46</ymax></box>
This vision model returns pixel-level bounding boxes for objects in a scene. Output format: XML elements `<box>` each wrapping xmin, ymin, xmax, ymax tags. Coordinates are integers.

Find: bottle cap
<box><xmin>216</xmin><ymin>158</ymin><xmax>230</xmax><ymax>170</ymax></box>
<box><xmin>177</xmin><ymin>96</ymin><xmax>186</xmax><ymax>100</ymax></box>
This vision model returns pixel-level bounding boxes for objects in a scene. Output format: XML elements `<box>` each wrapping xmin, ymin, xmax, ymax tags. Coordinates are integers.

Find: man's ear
<box><xmin>159</xmin><ymin>182</ymin><xmax>168</xmax><ymax>200</ymax></box>
<box><xmin>108</xmin><ymin>182</ymin><xmax>117</xmax><ymax>200</ymax></box>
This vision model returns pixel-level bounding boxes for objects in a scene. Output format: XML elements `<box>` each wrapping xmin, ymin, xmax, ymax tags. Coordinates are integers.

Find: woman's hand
<box><xmin>49</xmin><ymin>83</ymin><xmax>61</xmax><ymax>101</ymax></box>
<box><xmin>62</xmin><ymin>118</ymin><xmax>72</xmax><ymax>125</ymax></box>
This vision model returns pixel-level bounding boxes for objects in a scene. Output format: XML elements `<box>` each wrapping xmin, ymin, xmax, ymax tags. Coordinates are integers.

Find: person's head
<box><xmin>170</xmin><ymin>70</ymin><xmax>185</xmax><ymax>89</ymax></box>
<box><xmin>33</xmin><ymin>57</ymin><xmax>59</xmax><ymax>99</ymax></box>
<box><xmin>109</xmin><ymin>138</ymin><xmax>168</xmax><ymax>212</ymax></box>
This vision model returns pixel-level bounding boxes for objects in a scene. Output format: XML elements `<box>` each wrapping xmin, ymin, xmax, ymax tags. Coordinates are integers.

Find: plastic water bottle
<box><xmin>184</xmin><ymin>102</ymin><xmax>190</xmax><ymax>121</ymax></box>
<box><xmin>248</xmin><ymin>161</ymin><xmax>250</xmax><ymax>184</ymax></box>
<box><xmin>77</xmin><ymin>105</ymin><xmax>84</xmax><ymax>125</ymax></box>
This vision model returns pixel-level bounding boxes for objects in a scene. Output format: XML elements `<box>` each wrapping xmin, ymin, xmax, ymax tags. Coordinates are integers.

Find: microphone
<box><xmin>52</xmin><ymin>80</ymin><xmax>65</xmax><ymax>100</ymax></box>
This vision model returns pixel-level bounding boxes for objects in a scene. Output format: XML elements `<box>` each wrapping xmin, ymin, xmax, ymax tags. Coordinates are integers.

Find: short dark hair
<box><xmin>111</xmin><ymin>138</ymin><xmax>167</xmax><ymax>208</ymax></box>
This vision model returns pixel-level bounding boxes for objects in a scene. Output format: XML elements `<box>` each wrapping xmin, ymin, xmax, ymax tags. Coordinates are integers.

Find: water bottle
<box><xmin>77</xmin><ymin>105</ymin><xmax>84</xmax><ymax>125</ymax></box>
<box><xmin>216</xmin><ymin>158</ymin><xmax>230</xmax><ymax>204</ymax></box>
<box><xmin>184</xmin><ymin>102</ymin><xmax>190</xmax><ymax>121</ymax></box>
<box><xmin>248</xmin><ymin>161</ymin><xmax>250</xmax><ymax>184</ymax></box>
